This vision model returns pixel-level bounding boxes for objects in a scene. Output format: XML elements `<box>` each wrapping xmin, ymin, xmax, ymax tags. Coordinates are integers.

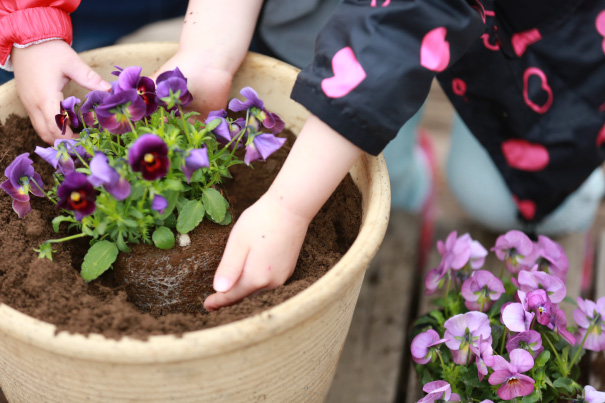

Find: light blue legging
<box><xmin>383</xmin><ymin>112</ymin><xmax>605</xmax><ymax>236</ymax></box>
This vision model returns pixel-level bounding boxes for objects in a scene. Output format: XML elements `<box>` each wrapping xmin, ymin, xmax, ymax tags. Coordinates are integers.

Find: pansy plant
<box><xmin>1</xmin><ymin>66</ymin><xmax>286</xmax><ymax>281</ymax></box>
<box><xmin>412</xmin><ymin>229</ymin><xmax>604</xmax><ymax>402</ymax></box>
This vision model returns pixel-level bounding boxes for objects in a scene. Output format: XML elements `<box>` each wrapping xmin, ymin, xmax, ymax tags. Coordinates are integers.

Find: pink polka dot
<box><xmin>420</xmin><ymin>27</ymin><xmax>450</xmax><ymax>72</ymax></box>
<box><xmin>597</xmin><ymin>10</ymin><xmax>605</xmax><ymax>54</ymax></box>
<box><xmin>452</xmin><ymin>78</ymin><xmax>467</xmax><ymax>96</ymax></box>
<box><xmin>321</xmin><ymin>47</ymin><xmax>367</xmax><ymax>99</ymax></box>
<box><xmin>511</xmin><ymin>28</ymin><xmax>542</xmax><ymax>57</ymax></box>
<box><xmin>513</xmin><ymin>195</ymin><xmax>536</xmax><ymax>220</ymax></box>
<box><xmin>501</xmin><ymin>139</ymin><xmax>549</xmax><ymax>171</ymax></box>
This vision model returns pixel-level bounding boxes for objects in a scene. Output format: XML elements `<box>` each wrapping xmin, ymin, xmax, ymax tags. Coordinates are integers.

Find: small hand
<box><xmin>151</xmin><ymin>50</ymin><xmax>233</xmax><ymax>119</ymax></box>
<box><xmin>11</xmin><ymin>40</ymin><xmax>111</xmax><ymax>144</ymax></box>
<box><xmin>204</xmin><ymin>193</ymin><xmax>312</xmax><ymax>311</ymax></box>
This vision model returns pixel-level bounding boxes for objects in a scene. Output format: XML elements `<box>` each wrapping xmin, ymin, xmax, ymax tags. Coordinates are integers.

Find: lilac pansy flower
<box><xmin>151</xmin><ymin>194</ymin><xmax>168</xmax><ymax>215</ymax></box>
<box><xmin>506</xmin><ymin>330</ymin><xmax>544</xmax><ymax>357</ymax></box>
<box><xmin>0</xmin><ymin>153</ymin><xmax>45</xmax><ymax>218</ymax></box>
<box><xmin>88</xmin><ymin>153</ymin><xmax>131</xmax><ymax>200</ymax></box>
<box><xmin>517</xmin><ymin>270</ymin><xmax>566</xmax><ymax>304</ymax></box>
<box><xmin>182</xmin><ymin>147</ymin><xmax>209</xmax><ymax>183</ymax></box>
<box><xmin>35</xmin><ymin>139</ymin><xmax>88</xmax><ymax>175</ymax></box>
<box><xmin>534</xmin><ymin>235</ymin><xmax>569</xmax><ymax>281</ymax></box>
<box><xmin>417</xmin><ymin>381</ymin><xmax>461</xmax><ymax>403</ymax></box>
<box><xmin>525</xmin><ymin>289</ymin><xmax>553</xmax><ymax>326</ymax></box>
<box><xmin>581</xmin><ymin>386</ymin><xmax>605</xmax><ymax>403</ymax></box>
<box><xmin>128</xmin><ymin>134</ymin><xmax>170</xmax><ymax>181</ymax></box>
<box><xmin>114</xmin><ymin>66</ymin><xmax>157</xmax><ymax>116</ymax></box>
<box><xmin>96</xmin><ymin>89</ymin><xmax>146</xmax><ymax>134</ymax></box>
<box><xmin>461</xmin><ymin>270</ymin><xmax>505</xmax><ymax>312</ymax></box>
<box><xmin>410</xmin><ymin>329</ymin><xmax>448</xmax><ymax>364</ymax></box>
<box><xmin>469</xmin><ymin>334</ymin><xmax>494</xmax><ymax>381</ymax></box>
<box><xmin>81</xmin><ymin>90</ymin><xmax>109</xmax><ymax>128</ymax></box>
<box><xmin>549</xmin><ymin>307</ymin><xmax>576</xmax><ymax>345</ymax></box>
<box><xmin>501</xmin><ymin>301</ymin><xmax>535</xmax><ymax>333</ymax></box>
<box><xmin>425</xmin><ymin>231</ymin><xmax>473</xmax><ymax>294</ymax></box>
<box><xmin>243</xmin><ymin>132</ymin><xmax>286</xmax><ymax>166</ymax></box>
<box><xmin>205</xmin><ymin>109</ymin><xmax>232</xmax><ymax>145</ymax></box>
<box><xmin>444</xmin><ymin>311</ymin><xmax>491</xmax><ymax>365</ymax></box>
<box><xmin>156</xmin><ymin>67</ymin><xmax>192</xmax><ymax>111</ymax></box>
<box><xmin>488</xmin><ymin>349</ymin><xmax>535</xmax><ymax>400</ymax></box>
<box><xmin>55</xmin><ymin>96</ymin><xmax>81</xmax><ymax>135</ymax></box>
<box><xmin>573</xmin><ymin>297</ymin><xmax>605</xmax><ymax>351</ymax></box>
<box><xmin>492</xmin><ymin>230</ymin><xmax>538</xmax><ymax>273</ymax></box>
<box><xmin>57</xmin><ymin>172</ymin><xmax>97</xmax><ymax>220</ymax></box>
<box><xmin>228</xmin><ymin>87</ymin><xmax>285</xmax><ymax>134</ymax></box>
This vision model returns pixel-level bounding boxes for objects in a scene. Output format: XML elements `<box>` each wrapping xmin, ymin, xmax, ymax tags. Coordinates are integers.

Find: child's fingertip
<box><xmin>213</xmin><ymin>276</ymin><xmax>231</xmax><ymax>292</ymax></box>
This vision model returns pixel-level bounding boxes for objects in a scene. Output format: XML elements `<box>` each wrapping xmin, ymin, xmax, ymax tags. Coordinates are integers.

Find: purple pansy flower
<box><xmin>469</xmin><ymin>334</ymin><xmax>494</xmax><ymax>381</ymax></box>
<box><xmin>156</xmin><ymin>67</ymin><xmax>192</xmax><ymax>111</ymax></box>
<box><xmin>128</xmin><ymin>134</ymin><xmax>170</xmax><ymax>180</ymax></box>
<box><xmin>95</xmin><ymin>89</ymin><xmax>146</xmax><ymax>134</ymax></box>
<box><xmin>525</xmin><ymin>289</ymin><xmax>553</xmax><ymax>326</ymax></box>
<box><xmin>501</xmin><ymin>301</ymin><xmax>535</xmax><ymax>333</ymax></box>
<box><xmin>410</xmin><ymin>329</ymin><xmax>448</xmax><ymax>364</ymax></box>
<box><xmin>534</xmin><ymin>235</ymin><xmax>569</xmax><ymax>281</ymax></box>
<box><xmin>574</xmin><ymin>297</ymin><xmax>605</xmax><ymax>351</ymax></box>
<box><xmin>205</xmin><ymin>109</ymin><xmax>233</xmax><ymax>145</ymax></box>
<box><xmin>114</xmin><ymin>66</ymin><xmax>158</xmax><ymax>117</ymax></box>
<box><xmin>488</xmin><ymin>349</ymin><xmax>535</xmax><ymax>400</ymax></box>
<box><xmin>151</xmin><ymin>194</ymin><xmax>168</xmax><ymax>214</ymax></box>
<box><xmin>492</xmin><ymin>230</ymin><xmax>538</xmax><ymax>273</ymax></box>
<box><xmin>506</xmin><ymin>330</ymin><xmax>544</xmax><ymax>357</ymax></box>
<box><xmin>87</xmin><ymin>153</ymin><xmax>131</xmax><ymax>200</ymax></box>
<box><xmin>425</xmin><ymin>231</ymin><xmax>472</xmax><ymax>294</ymax></box>
<box><xmin>243</xmin><ymin>133</ymin><xmax>286</xmax><ymax>166</ymax></box>
<box><xmin>517</xmin><ymin>270</ymin><xmax>566</xmax><ymax>304</ymax></box>
<box><xmin>549</xmin><ymin>307</ymin><xmax>576</xmax><ymax>345</ymax></box>
<box><xmin>57</xmin><ymin>172</ymin><xmax>97</xmax><ymax>220</ymax></box>
<box><xmin>461</xmin><ymin>270</ymin><xmax>505</xmax><ymax>312</ymax></box>
<box><xmin>228</xmin><ymin>87</ymin><xmax>285</xmax><ymax>134</ymax></box>
<box><xmin>35</xmin><ymin>139</ymin><xmax>88</xmax><ymax>175</ymax></box>
<box><xmin>581</xmin><ymin>386</ymin><xmax>605</xmax><ymax>403</ymax></box>
<box><xmin>182</xmin><ymin>147</ymin><xmax>209</xmax><ymax>183</ymax></box>
<box><xmin>81</xmin><ymin>90</ymin><xmax>110</xmax><ymax>128</ymax></box>
<box><xmin>1</xmin><ymin>153</ymin><xmax>45</xmax><ymax>218</ymax></box>
<box><xmin>55</xmin><ymin>96</ymin><xmax>81</xmax><ymax>135</ymax></box>
<box><xmin>444</xmin><ymin>311</ymin><xmax>491</xmax><ymax>365</ymax></box>
<box><xmin>417</xmin><ymin>381</ymin><xmax>461</xmax><ymax>403</ymax></box>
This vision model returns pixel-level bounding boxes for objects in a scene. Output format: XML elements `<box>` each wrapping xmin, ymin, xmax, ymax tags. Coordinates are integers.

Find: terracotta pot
<box><xmin>0</xmin><ymin>43</ymin><xmax>390</xmax><ymax>403</ymax></box>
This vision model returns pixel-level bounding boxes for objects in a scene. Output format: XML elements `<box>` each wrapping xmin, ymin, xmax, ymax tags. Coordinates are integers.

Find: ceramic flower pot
<box><xmin>0</xmin><ymin>42</ymin><xmax>390</xmax><ymax>403</ymax></box>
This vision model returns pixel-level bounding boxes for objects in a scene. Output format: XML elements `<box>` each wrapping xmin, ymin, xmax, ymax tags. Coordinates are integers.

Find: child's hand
<box><xmin>151</xmin><ymin>50</ymin><xmax>233</xmax><ymax>119</ymax></box>
<box><xmin>203</xmin><ymin>193</ymin><xmax>311</xmax><ymax>311</ymax></box>
<box><xmin>11</xmin><ymin>40</ymin><xmax>111</xmax><ymax>144</ymax></box>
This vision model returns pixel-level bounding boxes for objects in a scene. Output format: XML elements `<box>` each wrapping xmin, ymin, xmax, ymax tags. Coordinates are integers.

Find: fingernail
<box><xmin>214</xmin><ymin>276</ymin><xmax>231</xmax><ymax>292</ymax></box>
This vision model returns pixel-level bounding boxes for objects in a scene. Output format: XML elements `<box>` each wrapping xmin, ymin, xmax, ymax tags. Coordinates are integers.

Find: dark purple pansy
<box><xmin>151</xmin><ymin>194</ymin><xmax>168</xmax><ymax>214</ymax></box>
<box><xmin>81</xmin><ymin>91</ymin><xmax>109</xmax><ymax>128</ymax></box>
<box><xmin>244</xmin><ymin>133</ymin><xmax>286</xmax><ymax>165</ymax></box>
<box><xmin>88</xmin><ymin>153</ymin><xmax>131</xmax><ymax>200</ymax></box>
<box><xmin>35</xmin><ymin>139</ymin><xmax>88</xmax><ymax>175</ymax></box>
<box><xmin>156</xmin><ymin>67</ymin><xmax>192</xmax><ymax>111</ymax></box>
<box><xmin>55</xmin><ymin>96</ymin><xmax>81</xmax><ymax>135</ymax></box>
<box><xmin>0</xmin><ymin>153</ymin><xmax>45</xmax><ymax>218</ymax></box>
<box><xmin>182</xmin><ymin>147</ymin><xmax>209</xmax><ymax>183</ymax></box>
<box><xmin>114</xmin><ymin>66</ymin><xmax>158</xmax><ymax>117</ymax></box>
<box><xmin>95</xmin><ymin>89</ymin><xmax>146</xmax><ymax>134</ymax></box>
<box><xmin>57</xmin><ymin>172</ymin><xmax>97</xmax><ymax>220</ymax></box>
<box><xmin>128</xmin><ymin>134</ymin><xmax>170</xmax><ymax>180</ymax></box>
<box><xmin>228</xmin><ymin>87</ymin><xmax>285</xmax><ymax>134</ymax></box>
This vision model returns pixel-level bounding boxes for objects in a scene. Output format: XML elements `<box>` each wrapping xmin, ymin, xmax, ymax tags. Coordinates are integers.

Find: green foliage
<box><xmin>152</xmin><ymin>226</ymin><xmax>175</xmax><ymax>250</ymax></box>
<box><xmin>80</xmin><ymin>241</ymin><xmax>119</xmax><ymax>282</ymax></box>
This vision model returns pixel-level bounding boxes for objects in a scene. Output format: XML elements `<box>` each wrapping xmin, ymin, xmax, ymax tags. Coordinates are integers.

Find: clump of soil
<box><xmin>0</xmin><ymin>115</ymin><xmax>362</xmax><ymax>340</ymax></box>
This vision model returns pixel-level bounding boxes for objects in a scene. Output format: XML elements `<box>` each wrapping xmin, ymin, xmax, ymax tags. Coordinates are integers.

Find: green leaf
<box><xmin>157</xmin><ymin>190</ymin><xmax>179</xmax><ymax>220</ymax></box>
<box><xmin>217</xmin><ymin>211</ymin><xmax>232</xmax><ymax>226</ymax></box>
<box><xmin>152</xmin><ymin>226</ymin><xmax>175</xmax><ymax>250</ymax></box>
<box><xmin>553</xmin><ymin>377</ymin><xmax>580</xmax><ymax>394</ymax></box>
<box><xmin>176</xmin><ymin>199</ymin><xmax>205</xmax><ymax>234</ymax></box>
<box><xmin>80</xmin><ymin>241</ymin><xmax>119</xmax><ymax>282</ymax></box>
<box><xmin>562</xmin><ymin>296</ymin><xmax>578</xmax><ymax>306</ymax></box>
<box><xmin>162</xmin><ymin>179</ymin><xmax>184</xmax><ymax>192</ymax></box>
<box><xmin>429</xmin><ymin>310</ymin><xmax>445</xmax><ymax>326</ymax></box>
<box><xmin>52</xmin><ymin>216</ymin><xmax>74</xmax><ymax>232</ymax></box>
<box><xmin>535</xmin><ymin>350</ymin><xmax>551</xmax><ymax>367</ymax></box>
<box><xmin>202</xmin><ymin>188</ymin><xmax>227</xmax><ymax>223</ymax></box>
<box><xmin>205</xmin><ymin>117</ymin><xmax>221</xmax><ymax>132</ymax></box>
<box><xmin>521</xmin><ymin>393</ymin><xmax>540</xmax><ymax>403</ymax></box>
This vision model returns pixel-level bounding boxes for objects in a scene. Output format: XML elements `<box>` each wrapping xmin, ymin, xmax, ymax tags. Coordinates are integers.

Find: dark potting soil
<box><xmin>0</xmin><ymin>115</ymin><xmax>362</xmax><ymax>340</ymax></box>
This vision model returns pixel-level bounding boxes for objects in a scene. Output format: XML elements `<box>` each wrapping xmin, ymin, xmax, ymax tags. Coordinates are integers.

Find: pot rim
<box><xmin>0</xmin><ymin>43</ymin><xmax>391</xmax><ymax>364</ymax></box>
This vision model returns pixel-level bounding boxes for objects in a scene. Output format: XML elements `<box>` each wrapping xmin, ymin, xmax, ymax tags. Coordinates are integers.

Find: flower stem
<box><xmin>500</xmin><ymin>328</ymin><xmax>508</xmax><ymax>355</ymax></box>
<box><xmin>45</xmin><ymin>232</ymin><xmax>88</xmax><ymax>244</ymax></box>
<box><xmin>568</xmin><ymin>324</ymin><xmax>592</xmax><ymax>372</ymax></box>
<box><xmin>178</xmin><ymin>106</ymin><xmax>194</xmax><ymax>147</ymax></box>
<box><xmin>542</xmin><ymin>331</ymin><xmax>561</xmax><ymax>362</ymax></box>
<box><xmin>31</xmin><ymin>179</ymin><xmax>57</xmax><ymax>205</ymax></box>
<box><xmin>444</xmin><ymin>274</ymin><xmax>452</xmax><ymax>318</ymax></box>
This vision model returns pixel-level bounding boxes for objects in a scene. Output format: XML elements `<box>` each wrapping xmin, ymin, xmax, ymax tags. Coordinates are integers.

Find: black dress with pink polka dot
<box><xmin>291</xmin><ymin>0</ymin><xmax>605</xmax><ymax>224</ymax></box>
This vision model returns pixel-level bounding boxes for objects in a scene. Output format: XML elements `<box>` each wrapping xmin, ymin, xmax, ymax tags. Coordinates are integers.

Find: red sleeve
<box><xmin>0</xmin><ymin>0</ymin><xmax>80</xmax><ymax>70</ymax></box>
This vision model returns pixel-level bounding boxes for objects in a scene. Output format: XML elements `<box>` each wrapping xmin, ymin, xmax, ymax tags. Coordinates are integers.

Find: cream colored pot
<box><xmin>0</xmin><ymin>43</ymin><xmax>390</xmax><ymax>403</ymax></box>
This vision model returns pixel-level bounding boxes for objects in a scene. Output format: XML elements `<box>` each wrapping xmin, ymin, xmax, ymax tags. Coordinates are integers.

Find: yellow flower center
<box><xmin>144</xmin><ymin>153</ymin><xmax>155</xmax><ymax>164</ymax></box>
<box><xmin>70</xmin><ymin>191</ymin><xmax>82</xmax><ymax>202</ymax></box>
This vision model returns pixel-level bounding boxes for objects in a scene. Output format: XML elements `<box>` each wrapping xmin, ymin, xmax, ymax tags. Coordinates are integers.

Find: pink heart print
<box><xmin>597</xmin><ymin>10</ymin><xmax>605</xmax><ymax>54</ymax></box>
<box><xmin>522</xmin><ymin>67</ymin><xmax>553</xmax><ymax>114</ymax></box>
<box><xmin>501</xmin><ymin>139</ymin><xmax>550</xmax><ymax>171</ymax></box>
<box><xmin>597</xmin><ymin>123</ymin><xmax>605</xmax><ymax>147</ymax></box>
<box><xmin>321</xmin><ymin>47</ymin><xmax>367</xmax><ymax>99</ymax></box>
<box><xmin>513</xmin><ymin>195</ymin><xmax>537</xmax><ymax>220</ymax></box>
<box><xmin>420</xmin><ymin>27</ymin><xmax>450</xmax><ymax>72</ymax></box>
<box><xmin>370</xmin><ymin>0</ymin><xmax>391</xmax><ymax>7</ymax></box>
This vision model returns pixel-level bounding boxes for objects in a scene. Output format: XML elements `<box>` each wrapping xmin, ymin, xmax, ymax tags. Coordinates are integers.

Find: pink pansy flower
<box><xmin>417</xmin><ymin>381</ymin><xmax>461</xmax><ymax>403</ymax></box>
<box><xmin>517</xmin><ymin>270</ymin><xmax>566</xmax><ymax>304</ymax></box>
<box><xmin>425</xmin><ymin>231</ymin><xmax>476</xmax><ymax>294</ymax></box>
<box><xmin>506</xmin><ymin>330</ymin><xmax>544</xmax><ymax>357</ymax></box>
<box><xmin>488</xmin><ymin>349</ymin><xmax>535</xmax><ymax>400</ymax></box>
<box><xmin>459</xmin><ymin>233</ymin><xmax>489</xmax><ymax>269</ymax></box>
<box><xmin>534</xmin><ymin>235</ymin><xmax>568</xmax><ymax>280</ymax></box>
<box><xmin>411</xmin><ymin>329</ymin><xmax>448</xmax><ymax>364</ymax></box>
<box><xmin>581</xmin><ymin>385</ymin><xmax>605</xmax><ymax>403</ymax></box>
<box><xmin>444</xmin><ymin>311</ymin><xmax>491</xmax><ymax>365</ymax></box>
<box><xmin>549</xmin><ymin>307</ymin><xmax>575</xmax><ymax>345</ymax></box>
<box><xmin>469</xmin><ymin>334</ymin><xmax>494</xmax><ymax>381</ymax></box>
<box><xmin>461</xmin><ymin>270</ymin><xmax>505</xmax><ymax>312</ymax></box>
<box><xmin>501</xmin><ymin>301</ymin><xmax>535</xmax><ymax>333</ymax></box>
<box><xmin>573</xmin><ymin>297</ymin><xmax>605</xmax><ymax>352</ymax></box>
<box><xmin>525</xmin><ymin>289</ymin><xmax>553</xmax><ymax>326</ymax></box>
<box><xmin>492</xmin><ymin>230</ymin><xmax>538</xmax><ymax>273</ymax></box>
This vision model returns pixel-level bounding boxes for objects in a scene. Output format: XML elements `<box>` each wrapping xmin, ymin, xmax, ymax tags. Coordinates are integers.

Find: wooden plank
<box><xmin>326</xmin><ymin>211</ymin><xmax>420</xmax><ymax>403</ymax></box>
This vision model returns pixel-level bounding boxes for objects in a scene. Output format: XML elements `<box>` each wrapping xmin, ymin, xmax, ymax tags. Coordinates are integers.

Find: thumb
<box><xmin>65</xmin><ymin>58</ymin><xmax>112</xmax><ymax>92</ymax></box>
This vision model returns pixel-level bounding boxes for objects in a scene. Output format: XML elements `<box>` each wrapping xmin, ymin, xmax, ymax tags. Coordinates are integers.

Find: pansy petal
<box><xmin>12</xmin><ymin>199</ymin><xmax>32</xmax><ymax>218</ymax></box>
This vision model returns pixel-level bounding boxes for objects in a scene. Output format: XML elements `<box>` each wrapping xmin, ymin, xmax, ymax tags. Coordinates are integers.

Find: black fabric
<box><xmin>291</xmin><ymin>0</ymin><xmax>605</xmax><ymax>223</ymax></box>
